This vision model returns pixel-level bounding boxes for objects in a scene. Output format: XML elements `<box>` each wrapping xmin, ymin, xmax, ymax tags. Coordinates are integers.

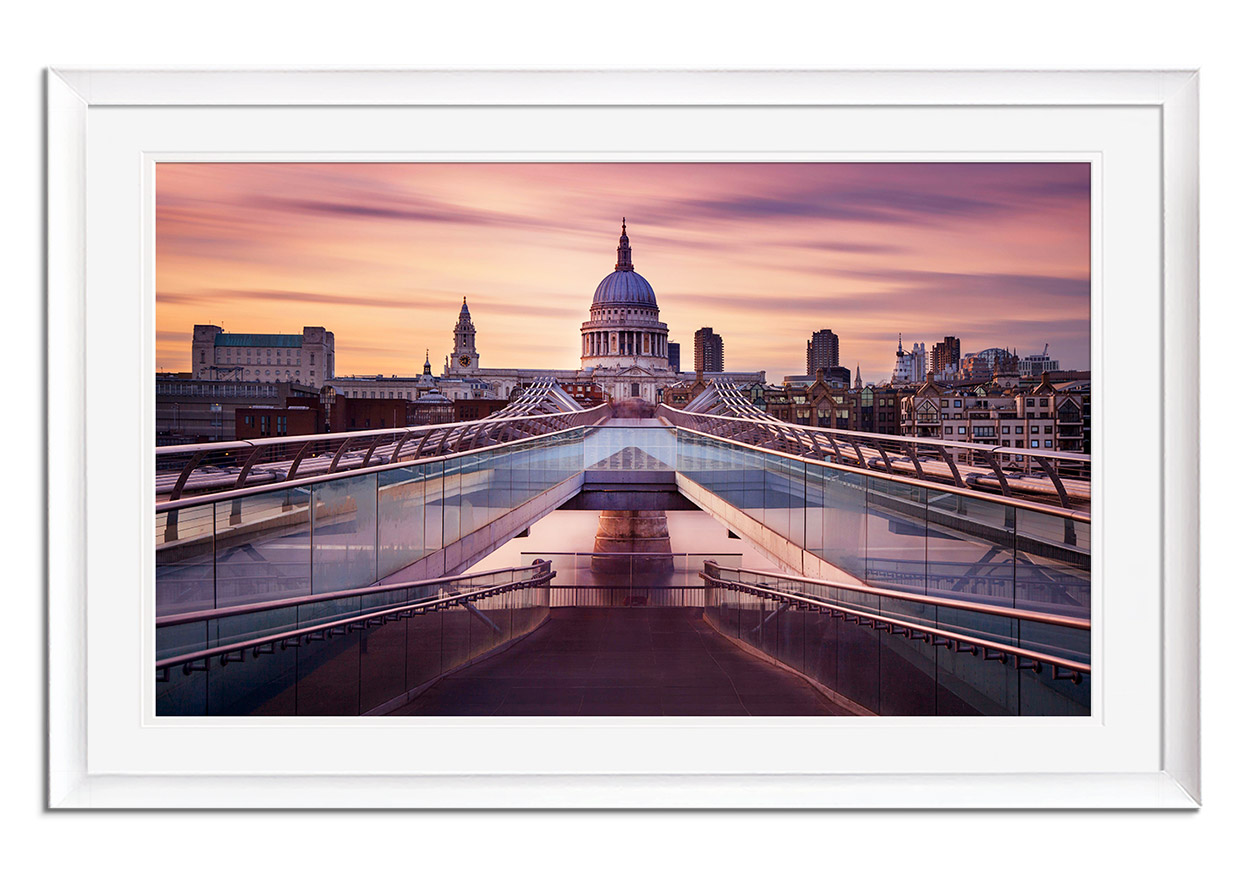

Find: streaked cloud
<box><xmin>156</xmin><ymin>162</ymin><xmax>1090</xmax><ymax>383</ymax></box>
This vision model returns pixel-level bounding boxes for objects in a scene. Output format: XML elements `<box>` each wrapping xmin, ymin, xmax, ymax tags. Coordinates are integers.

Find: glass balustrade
<box><xmin>156</xmin><ymin>429</ymin><xmax>584</xmax><ymax>617</ymax></box>
<box><xmin>704</xmin><ymin>564</ymin><xmax>1090</xmax><ymax>716</ymax></box>
<box><xmin>156</xmin><ymin>565</ymin><xmax>552</xmax><ymax>716</ymax></box>
<box><xmin>675</xmin><ymin>430</ymin><xmax>1090</xmax><ymax>623</ymax></box>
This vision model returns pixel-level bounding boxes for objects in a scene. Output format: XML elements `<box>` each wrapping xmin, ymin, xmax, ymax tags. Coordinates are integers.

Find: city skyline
<box><xmin>156</xmin><ymin>162</ymin><xmax>1091</xmax><ymax>383</ymax></box>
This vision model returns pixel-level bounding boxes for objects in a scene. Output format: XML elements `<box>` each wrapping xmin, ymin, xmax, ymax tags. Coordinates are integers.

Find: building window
<box><xmin>1001</xmin><ymin>426</ymin><xmax>1010</xmax><ymax>434</ymax></box>
<box><xmin>277</xmin><ymin>416</ymin><xmax>288</xmax><ymax>436</ymax></box>
<box><xmin>953</xmin><ymin>399</ymin><xmax>962</xmax><ymax>408</ymax></box>
<box><xmin>1016</xmin><ymin>426</ymin><xmax>1024</xmax><ymax>434</ymax></box>
<box><xmin>1026</xmin><ymin>398</ymin><xmax>1035</xmax><ymax>407</ymax></box>
<box><xmin>958</xmin><ymin>426</ymin><xmax>966</xmax><ymax>434</ymax></box>
<box><xmin>944</xmin><ymin>427</ymin><xmax>952</xmax><ymax>434</ymax></box>
<box><xmin>1030</xmin><ymin>440</ymin><xmax>1039</xmax><ymax>448</ymax></box>
<box><xmin>1031</xmin><ymin>425</ymin><xmax>1039</xmax><ymax>434</ymax></box>
<box><xmin>1044</xmin><ymin>425</ymin><xmax>1053</xmax><ymax>434</ymax></box>
<box><xmin>1044</xmin><ymin>440</ymin><xmax>1053</xmax><ymax>448</ymax></box>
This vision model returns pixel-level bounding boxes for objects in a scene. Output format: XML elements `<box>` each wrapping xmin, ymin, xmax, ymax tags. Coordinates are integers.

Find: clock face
<box><xmin>459</xmin><ymin>355</ymin><xmax>471</xmax><ymax>367</ymax></box>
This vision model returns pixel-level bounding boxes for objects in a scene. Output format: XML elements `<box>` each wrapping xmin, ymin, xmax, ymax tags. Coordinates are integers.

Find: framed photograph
<box><xmin>48</xmin><ymin>69</ymin><xmax>1198</xmax><ymax>808</ymax></box>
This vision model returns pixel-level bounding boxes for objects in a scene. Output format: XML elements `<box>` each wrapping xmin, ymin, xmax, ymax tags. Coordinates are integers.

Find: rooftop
<box><xmin>214</xmin><ymin>333</ymin><xmax>304</xmax><ymax>348</ymax></box>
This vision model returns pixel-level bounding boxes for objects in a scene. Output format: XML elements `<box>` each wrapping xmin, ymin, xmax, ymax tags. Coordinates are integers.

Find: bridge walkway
<box><xmin>391</xmin><ymin>607</ymin><xmax>851</xmax><ymax>716</ymax></box>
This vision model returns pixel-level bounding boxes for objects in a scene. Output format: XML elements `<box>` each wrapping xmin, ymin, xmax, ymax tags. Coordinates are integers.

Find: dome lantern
<box><xmin>616</xmin><ymin>217</ymin><xmax>633</xmax><ymax>271</ymax></box>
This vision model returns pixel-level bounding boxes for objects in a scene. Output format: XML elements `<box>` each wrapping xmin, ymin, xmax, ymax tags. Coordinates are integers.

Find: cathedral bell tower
<box><xmin>448</xmin><ymin>297</ymin><xmax>479</xmax><ymax>373</ymax></box>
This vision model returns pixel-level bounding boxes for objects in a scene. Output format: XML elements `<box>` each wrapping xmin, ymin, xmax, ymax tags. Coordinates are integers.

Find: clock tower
<box><xmin>448</xmin><ymin>297</ymin><xmax>479</xmax><ymax>374</ymax></box>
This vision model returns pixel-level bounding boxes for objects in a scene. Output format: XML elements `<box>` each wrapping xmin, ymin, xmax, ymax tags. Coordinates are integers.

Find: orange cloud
<box><xmin>156</xmin><ymin>162</ymin><xmax>1089</xmax><ymax>382</ymax></box>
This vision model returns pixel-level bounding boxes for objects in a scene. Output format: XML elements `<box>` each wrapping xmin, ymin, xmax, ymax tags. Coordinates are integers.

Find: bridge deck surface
<box><xmin>392</xmin><ymin>607</ymin><xmax>851</xmax><ymax>716</ymax></box>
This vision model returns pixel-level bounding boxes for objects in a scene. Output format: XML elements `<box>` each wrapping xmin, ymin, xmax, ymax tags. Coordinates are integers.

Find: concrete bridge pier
<box><xmin>590</xmin><ymin>510</ymin><xmax>675</xmax><ymax>596</ymax></box>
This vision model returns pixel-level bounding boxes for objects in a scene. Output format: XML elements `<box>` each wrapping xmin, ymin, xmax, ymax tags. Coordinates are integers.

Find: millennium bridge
<box><xmin>155</xmin><ymin>380</ymin><xmax>1091</xmax><ymax>718</ymax></box>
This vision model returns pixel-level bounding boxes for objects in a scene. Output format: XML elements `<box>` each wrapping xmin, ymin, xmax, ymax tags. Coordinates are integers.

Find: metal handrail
<box><xmin>157</xmin><ymin>402</ymin><xmax>609</xmax><ymax>501</ymax></box>
<box><xmin>156</xmin><ymin>566</ymin><xmax>555</xmax><ymax>674</ymax></box>
<box><xmin>703</xmin><ymin>561</ymin><xmax>1089</xmax><ymax>630</ymax></box>
<box><xmin>699</xmin><ymin>571</ymin><xmax>1090</xmax><ymax>678</ymax></box>
<box><xmin>156</xmin><ymin>403</ymin><xmax>608</xmax><ymax>460</ymax></box>
<box><xmin>658</xmin><ymin>403</ymin><xmax>1089</xmax><ymax>466</ymax></box>
<box><xmin>672</xmin><ymin>426</ymin><xmax>1092</xmax><ymax>523</ymax></box>
<box><xmin>157</xmin><ymin>562</ymin><xmax>553</xmax><ymax>627</ymax></box>
<box><xmin>156</xmin><ymin>422</ymin><xmax>589</xmax><ymax>514</ymax></box>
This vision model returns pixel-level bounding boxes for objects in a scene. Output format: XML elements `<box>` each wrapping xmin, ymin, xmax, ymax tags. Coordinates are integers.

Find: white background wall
<box><xmin>6</xmin><ymin>1</ymin><xmax>1244</xmax><ymax>869</ymax></box>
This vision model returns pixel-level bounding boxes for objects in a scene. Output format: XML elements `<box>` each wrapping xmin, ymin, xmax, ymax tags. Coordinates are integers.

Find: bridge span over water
<box><xmin>155</xmin><ymin>386</ymin><xmax>1091</xmax><ymax>718</ymax></box>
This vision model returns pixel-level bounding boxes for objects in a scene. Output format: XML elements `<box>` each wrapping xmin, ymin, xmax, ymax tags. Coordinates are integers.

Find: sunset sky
<box><xmin>155</xmin><ymin>162</ymin><xmax>1090</xmax><ymax>383</ymax></box>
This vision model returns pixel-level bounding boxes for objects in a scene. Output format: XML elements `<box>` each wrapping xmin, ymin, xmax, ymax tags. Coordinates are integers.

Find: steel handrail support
<box><xmin>327</xmin><ymin>434</ymin><xmax>366</xmax><ymax>474</ymax></box>
<box><xmin>163</xmin><ymin>449</ymin><xmax>207</xmax><ymax>542</ymax></box>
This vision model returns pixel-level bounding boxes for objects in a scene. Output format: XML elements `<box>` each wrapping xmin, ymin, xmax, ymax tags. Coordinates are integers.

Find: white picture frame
<box><xmin>47</xmin><ymin>69</ymin><xmax>1199</xmax><ymax>809</ymax></box>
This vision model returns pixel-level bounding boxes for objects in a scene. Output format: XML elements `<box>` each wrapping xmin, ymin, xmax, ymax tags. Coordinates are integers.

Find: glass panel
<box><xmin>215</xmin><ymin>486</ymin><xmax>311</xmax><ymax>608</ymax></box>
<box><xmin>377</xmin><ymin>465</ymin><xmax>424</xmax><ymax>577</ymax></box>
<box><xmin>1015</xmin><ymin>508</ymin><xmax>1091</xmax><ymax>618</ymax></box>
<box><xmin>156</xmin><ymin>504</ymin><xmax>216</xmax><ymax>616</ymax></box>
<box><xmin>926</xmin><ymin>491</ymin><xmax>1016</xmax><ymax>606</ymax></box>
<box><xmin>359</xmin><ymin>615</ymin><xmax>408</xmax><ymax>713</ymax></box>
<box><xmin>460</xmin><ymin>451</ymin><xmax>487</xmax><ymax>535</ymax></box>
<box><xmin>422</xmin><ymin>461</ymin><xmax>445</xmax><ymax>556</ymax></box>
<box><xmin>876</xmin><ymin>594</ymin><xmax>937</xmax><ymax>715</ymax></box>
<box><xmin>486</xmin><ymin>448</ymin><xmax>512</xmax><ymax>528</ymax></box>
<box><xmin>441</xmin><ymin>457</ymin><xmax>463</xmax><ymax>551</ymax></box>
<box><xmin>818</xmin><ymin>467</ymin><xmax>867</xmax><ymax>580</ymax></box>
<box><xmin>155</xmin><ymin>621</ymin><xmax>208</xmax><ymax>716</ymax></box>
<box><xmin>207</xmin><ymin>641</ymin><xmax>299</xmax><ymax>716</ymax></box>
<box><xmin>864</xmin><ymin>478</ymin><xmax>927</xmax><ymax>593</ymax></box>
<box><xmin>803</xmin><ymin>464</ymin><xmax>824</xmax><ymax>558</ymax></box>
<box><xmin>783</xmin><ymin>457</ymin><xmax>806</xmax><ymax>548</ymax></box>
<box><xmin>936</xmin><ymin>645</ymin><xmax>1017</xmax><ymax>716</ymax></box>
<box><xmin>294</xmin><ymin>628</ymin><xmax>362</xmax><ymax>715</ymax></box>
<box><xmin>405</xmin><ymin>608</ymin><xmax>444</xmax><ymax>692</ymax></box>
<box><xmin>440</xmin><ymin>600</ymin><xmax>472</xmax><ymax>674</ymax></box>
<box><xmin>311</xmin><ymin>474</ymin><xmax>378</xmax><ymax>593</ymax></box>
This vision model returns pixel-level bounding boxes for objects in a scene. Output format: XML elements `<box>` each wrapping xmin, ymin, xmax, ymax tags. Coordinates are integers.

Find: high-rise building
<box><xmin>806</xmin><ymin>329</ymin><xmax>840</xmax><ymax>375</ymax></box>
<box><xmin>694</xmin><ymin>327</ymin><xmax>724</xmax><ymax>373</ymax></box>
<box><xmin>931</xmin><ymin>335</ymin><xmax>961</xmax><ymax>376</ymax></box>
<box><xmin>667</xmin><ymin>342</ymin><xmax>681</xmax><ymax>371</ymax></box>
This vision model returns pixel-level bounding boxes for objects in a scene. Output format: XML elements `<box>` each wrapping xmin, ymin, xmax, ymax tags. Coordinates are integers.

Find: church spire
<box><xmin>615</xmin><ymin>217</ymin><xmax>633</xmax><ymax>271</ymax></box>
<box><xmin>423</xmin><ymin>348</ymin><xmax>431</xmax><ymax>376</ymax></box>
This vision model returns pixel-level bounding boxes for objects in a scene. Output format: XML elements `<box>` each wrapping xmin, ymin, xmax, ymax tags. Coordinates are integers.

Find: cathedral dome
<box><xmin>590</xmin><ymin>218</ymin><xmax>658</xmax><ymax>310</ymax></box>
<box><xmin>592</xmin><ymin>270</ymin><xmax>657</xmax><ymax>309</ymax></box>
